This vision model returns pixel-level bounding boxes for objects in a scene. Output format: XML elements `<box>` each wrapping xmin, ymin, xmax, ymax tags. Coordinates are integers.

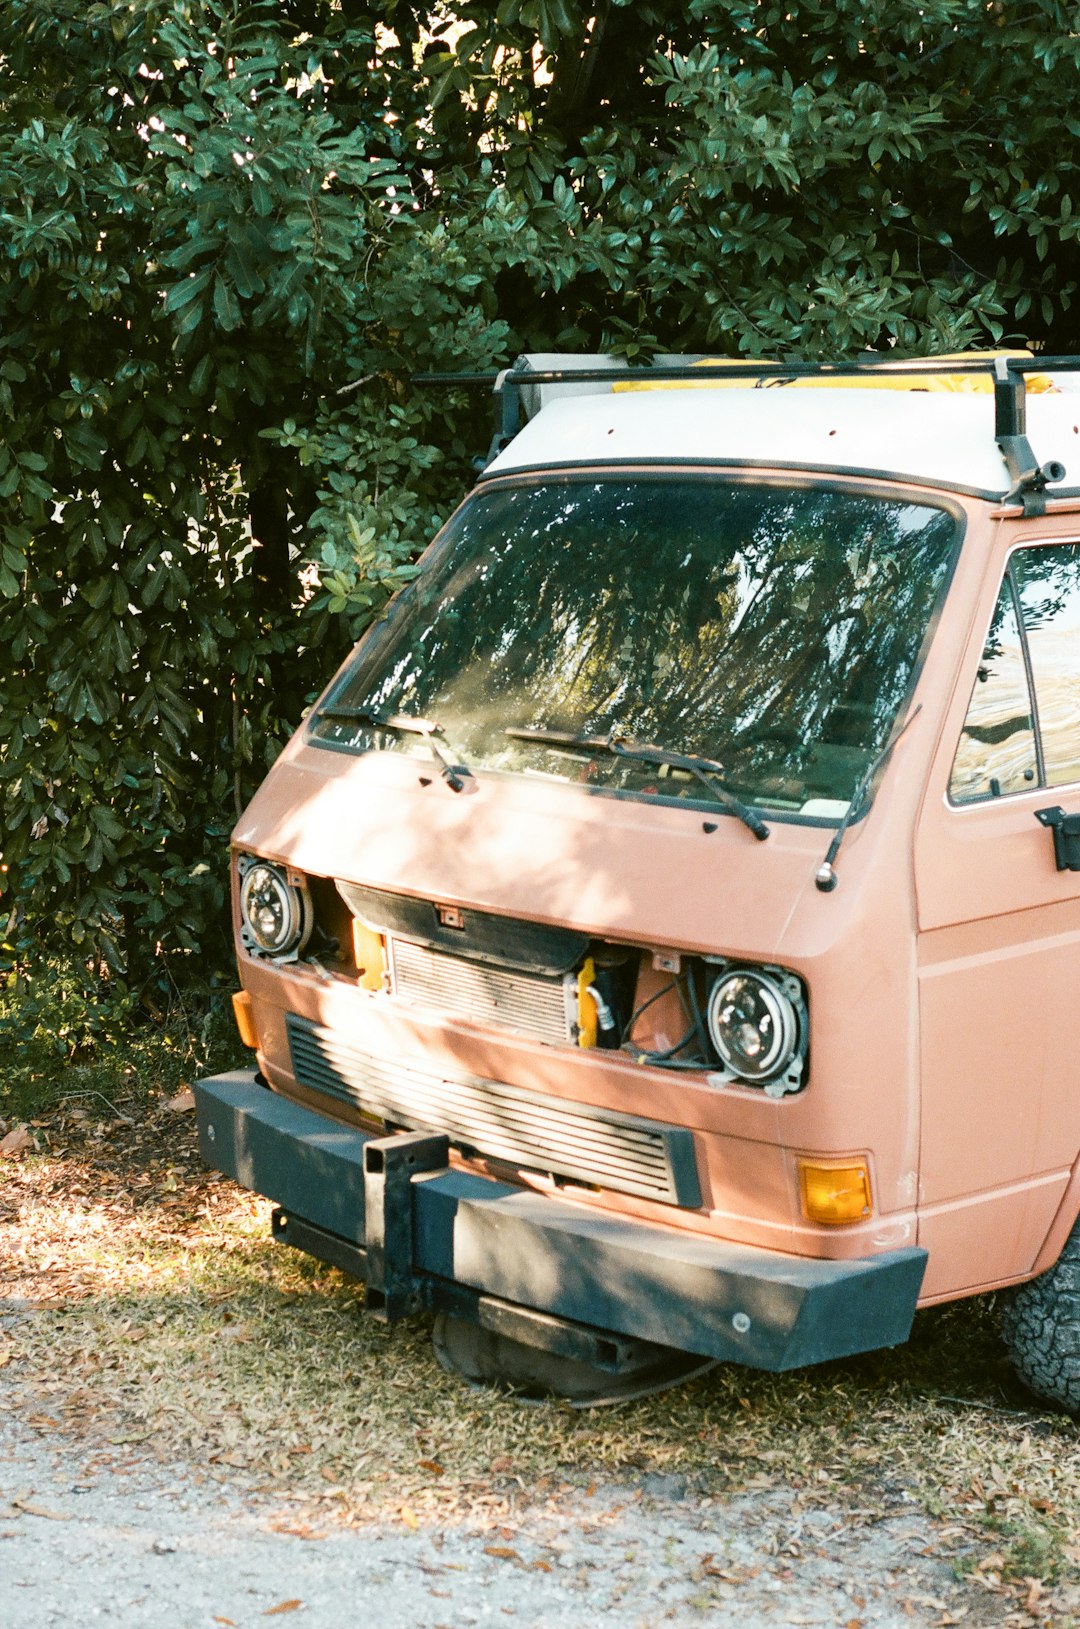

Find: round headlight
<box><xmin>239</xmin><ymin>862</ymin><xmax>312</xmax><ymax>957</ymax></box>
<box><xmin>706</xmin><ymin>968</ymin><xmax>801</xmax><ymax>1084</ymax></box>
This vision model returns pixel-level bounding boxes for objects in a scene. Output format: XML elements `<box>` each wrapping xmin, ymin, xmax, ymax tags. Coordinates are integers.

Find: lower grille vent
<box><xmin>286</xmin><ymin>1016</ymin><xmax>699</xmax><ymax>1209</ymax></box>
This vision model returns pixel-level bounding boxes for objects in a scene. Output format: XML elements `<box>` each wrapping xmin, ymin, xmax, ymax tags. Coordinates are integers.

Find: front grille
<box><xmin>388</xmin><ymin>937</ymin><xmax>572</xmax><ymax>1045</ymax></box>
<box><xmin>286</xmin><ymin>1015</ymin><xmax>700</xmax><ymax>1208</ymax></box>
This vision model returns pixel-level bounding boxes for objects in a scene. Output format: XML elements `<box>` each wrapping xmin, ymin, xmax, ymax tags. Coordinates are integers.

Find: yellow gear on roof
<box><xmin>612</xmin><ymin>351</ymin><xmax>1059</xmax><ymax>396</ymax></box>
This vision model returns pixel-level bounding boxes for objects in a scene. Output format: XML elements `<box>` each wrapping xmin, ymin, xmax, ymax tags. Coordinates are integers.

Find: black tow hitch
<box><xmin>362</xmin><ymin>1131</ymin><xmax>449</xmax><ymax>1321</ymax></box>
<box><xmin>269</xmin><ymin>1128</ymin><xmax>451</xmax><ymax>1325</ymax></box>
<box><xmin>270</xmin><ymin>1133</ymin><xmax>456</xmax><ymax>1322</ymax></box>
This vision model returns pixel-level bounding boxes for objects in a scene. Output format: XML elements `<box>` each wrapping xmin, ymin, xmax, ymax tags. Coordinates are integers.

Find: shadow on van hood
<box><xmin>233</xmin><ymin>745</ymin><xmax>820</xmax><ymax>957</ymax></box>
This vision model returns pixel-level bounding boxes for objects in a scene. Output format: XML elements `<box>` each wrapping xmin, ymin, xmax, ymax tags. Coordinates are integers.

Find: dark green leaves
<box><xmin>3</xmin><ymin>0</ymin><xmax>1080</xmax><ymax>1013</ymax></box>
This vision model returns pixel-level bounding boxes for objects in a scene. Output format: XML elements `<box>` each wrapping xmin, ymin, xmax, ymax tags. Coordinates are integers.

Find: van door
<box><xmin>914</xmin><ymin>532</ymin><xmax>1080</xmax><ymax>1301</ymax></box>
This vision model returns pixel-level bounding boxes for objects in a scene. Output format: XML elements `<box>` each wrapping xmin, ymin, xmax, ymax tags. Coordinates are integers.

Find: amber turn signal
<box><xmin>798</xmin><ymin>1158</ymin><xmax>872</xmax><ymax>1226</ymax></box>
<box><xmin>232</xmin><ymin>990</ymin><xmax>259</xmax><ymax>1050</ymax></box>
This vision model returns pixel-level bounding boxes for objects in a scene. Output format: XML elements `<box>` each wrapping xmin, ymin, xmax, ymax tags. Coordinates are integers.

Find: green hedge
<box><xmin>2</xmin><ymin>0</ymin><xmax>1079</xmax><ymax>1043</ymax></box>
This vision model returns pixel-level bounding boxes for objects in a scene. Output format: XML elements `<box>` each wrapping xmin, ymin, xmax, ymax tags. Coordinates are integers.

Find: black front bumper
<box><xmin>194</xmin><ymin>1070</ymin><xmax>926</xmax><ymax>1373</ymax></box>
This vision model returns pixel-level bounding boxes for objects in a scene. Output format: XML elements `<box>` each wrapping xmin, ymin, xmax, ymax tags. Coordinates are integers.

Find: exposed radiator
<box><xmin>388</xmin><ymin>936</ymin><xmax>573</xmax><ymax>1045</ymax></box>
<box><xmin>286</xmin><ymin>1015</ymin><xmax>700</xmax><ymax>1208</ymax></box>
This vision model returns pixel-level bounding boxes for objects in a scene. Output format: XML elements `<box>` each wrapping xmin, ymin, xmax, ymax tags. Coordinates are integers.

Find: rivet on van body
<box><xmin>732</xmin><ymin>1312</ymin><xmax>751</xmax><ymax>1334</ymax></box>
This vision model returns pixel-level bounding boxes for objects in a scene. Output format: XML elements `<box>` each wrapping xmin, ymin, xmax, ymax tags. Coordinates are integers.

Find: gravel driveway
<box><xmin>0</xmin><ymin>1371</ymin><xmax>1025</xmax><ymax>1629</ymax></box>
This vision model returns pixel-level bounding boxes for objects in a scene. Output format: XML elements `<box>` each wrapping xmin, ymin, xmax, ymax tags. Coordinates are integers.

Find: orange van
<box><xmin>195</xmin><ymin>354</ymin><xmax>1080</xmax><ymax>1411</ymax></box>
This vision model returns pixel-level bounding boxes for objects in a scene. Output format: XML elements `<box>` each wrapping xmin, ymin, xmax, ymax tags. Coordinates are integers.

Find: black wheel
<box><xmin>1000</xmin><ymin>1216</ymin><xmax>1080</xmax><ymax>1416</ymax></box>
<box><xmin>431</xmin><ymin>1314</ymin><xmax>715</xmax><ymax>1408</ymax></box>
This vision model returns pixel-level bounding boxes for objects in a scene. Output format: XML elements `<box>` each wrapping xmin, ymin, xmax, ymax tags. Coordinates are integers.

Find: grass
<box><xmin>1</xmin><ymin>1037</ymin><xmax>1078</xmax><ymax>1619</ymax></box>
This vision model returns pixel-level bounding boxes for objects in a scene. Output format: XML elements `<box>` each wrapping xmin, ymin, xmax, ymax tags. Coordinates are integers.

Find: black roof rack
<box><xmin>414</xmin><ymin>354</ymin><xmax>1080</xmax><ymax>511</ymax></box>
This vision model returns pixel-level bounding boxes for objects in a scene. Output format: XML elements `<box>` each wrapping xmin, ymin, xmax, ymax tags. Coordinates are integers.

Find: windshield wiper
<box><xmin>506</xmin><ymin>726</ymin><xmax>769</xmax><ymax>841</ymax></box>
<box><xmin>319</xmin><ymin>706</ymin><xmax>471</xmax><ymax>793</ymax></box>
<box><xmin>814</xmin><ymin>705</ymin><xmax>922</xmax><ymax>892</ymax></box>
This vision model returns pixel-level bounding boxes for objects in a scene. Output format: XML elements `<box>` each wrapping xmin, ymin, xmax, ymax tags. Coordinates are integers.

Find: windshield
<box><xmin>312</xmin><ymin>477</ymin><xmax>958</xmax><ymax>819</ymax></box>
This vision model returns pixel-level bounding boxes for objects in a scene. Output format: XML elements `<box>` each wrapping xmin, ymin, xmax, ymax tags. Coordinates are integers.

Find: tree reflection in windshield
<box><xmin>314</xmin><ymin>478</ymin><xmax>957</xmax><ymax>817</ymax></box>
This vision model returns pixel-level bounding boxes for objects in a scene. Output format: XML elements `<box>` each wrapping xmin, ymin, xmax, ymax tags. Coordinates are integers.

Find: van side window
<box><xmin>949</xmin><ymin>574</ymin><xmax>1037</xmax><ymax>803</ymax></box>
<box><xmin>950</xmin><ymin>541</ymin><xmax>1080</xmax><ymax>803</ymax></box>
<box><xmin>1012</xmin><ymin>542</ymin><xmax>1080</xmax><ymax>787</ymax></box>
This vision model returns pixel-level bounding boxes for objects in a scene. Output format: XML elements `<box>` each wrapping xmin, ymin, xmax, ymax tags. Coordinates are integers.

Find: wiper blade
<box><xmin>319</xmin><ymin>706</ymin><xmax>470</xmax><ymax>793</ymax></box>
<box><xmin>814</xmin><ymin>704</ymin><xmax>922</xmax><ymax>892</ymax></box>
<box><xmin>505</xmin><ymin>726</ymin><xmax>769</xmax><ymax>840</ymax></box>
<box><xmin>607</xmin><ymin>734</ymin><xmax>770</xmax><ymax>840</ymax></box>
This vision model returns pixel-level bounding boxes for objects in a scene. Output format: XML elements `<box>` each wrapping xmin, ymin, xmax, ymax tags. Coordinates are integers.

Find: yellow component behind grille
<box><xmin>351</xmin><ymin>919</ymin><xmax>387</xmax><ymax>991</ymax></box>
<box><xmin>577</xmin><ymin>956</ymin><xmax>598</xmax><ymax>1048</ymax></box>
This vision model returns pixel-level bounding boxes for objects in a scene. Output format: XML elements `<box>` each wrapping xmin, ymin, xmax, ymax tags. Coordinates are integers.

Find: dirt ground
<box><xmin>0</xmin><ymin>1093</ymin><xmax>1077</xmax><ymax>1628</ymax></box>
<box><xmin>0</xmin><ymin>1380</ymin><xmax>1024</xmax><ymax>1629</ymax></box>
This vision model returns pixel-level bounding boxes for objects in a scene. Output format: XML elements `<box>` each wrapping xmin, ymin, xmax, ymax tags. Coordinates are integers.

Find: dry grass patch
<box><xmin>1</xmin><ymin>1099</ymin><xmax>1077</xmax><ymax>1610</ymax></box>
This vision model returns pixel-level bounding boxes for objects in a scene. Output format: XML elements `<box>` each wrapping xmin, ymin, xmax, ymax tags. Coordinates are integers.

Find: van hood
<box><xmin>234</xmin><ymin>741</ymin><xmax>825</xmax><ymax>958</ymax></box>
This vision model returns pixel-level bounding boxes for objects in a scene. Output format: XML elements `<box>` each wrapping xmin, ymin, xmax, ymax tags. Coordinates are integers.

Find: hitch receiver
<box><xmin>362</xmin><ymin>1131</ymin><xmax>449</xmax><ymax>1321</ymax></box>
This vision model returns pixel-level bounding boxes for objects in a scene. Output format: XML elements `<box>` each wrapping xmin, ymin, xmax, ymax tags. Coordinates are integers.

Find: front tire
<box><xmin>1001</xmin><ymin>1217</ymin><xmax>1080</xmax><ymax>1416</ymax></box>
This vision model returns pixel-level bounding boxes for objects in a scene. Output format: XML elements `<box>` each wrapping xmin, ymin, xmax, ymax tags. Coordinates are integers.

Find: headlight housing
<box><xmin>238</xmin><ymin>859</ymin><xmax>312</xmax><ymax>959</ymax></box>
<box><xmin>706</xmin><ymin>965</ymin><xmax>807</xmax><ymax>1095</ymax></box>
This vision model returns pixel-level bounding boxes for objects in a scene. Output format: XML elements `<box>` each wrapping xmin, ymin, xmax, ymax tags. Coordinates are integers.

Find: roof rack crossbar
<box><xmin>415</xmin><ymin>355</ymin><xmax>1080</xmax><ymax>391</ymax></box>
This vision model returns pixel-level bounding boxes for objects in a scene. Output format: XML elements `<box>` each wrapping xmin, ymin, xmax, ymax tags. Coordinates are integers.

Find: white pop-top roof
<box><xmin>484</xmin><ymin>384</ymin><xmax>1080</xmax><ymax>499</ymax></box>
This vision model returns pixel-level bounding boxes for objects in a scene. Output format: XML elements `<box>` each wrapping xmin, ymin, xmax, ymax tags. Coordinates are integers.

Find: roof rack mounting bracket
<box><xmin>999</xmin><ymin>434</ymin><xmax>1048</xmax><ymax>515</ymax></box>
<box><xmin>478</xmin><ymin>356</ymin><xmax>533</xmax><ymax>471</ymax></box>
<box><xmin>993</xmin><ymin>358</ymin><xmax>1064</xmax><ymax>515</ymax></box>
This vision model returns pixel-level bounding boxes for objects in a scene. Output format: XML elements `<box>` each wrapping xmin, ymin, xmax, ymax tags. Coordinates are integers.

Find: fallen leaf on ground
<box><xmin>165</xmin><ymin>1088</ymin><xmax>196</xmax><ymax>1114</ymax></box>
<box><xmin>12</xmin><ymin>1498</ymin><xmax>72</xmax><ymax>1522</ymax></box>
<box><xmin>262</xmin><ymin>1603</ymin><xmax>303</xmax><ymax>1618</ymax></box>
<box><xmin>213</xmin><ymin>1618</ymin><xmax>236</xmax><ymax>1627</ymax></box>
<box><xmin>484</xmin><ymin>1545</ymin><xmax>522</xmax><ymax>1563</ymax></box>
<box><xmin>0</xmin><ymin>1127</ymin><xmax>33</xmax><ymax>1158</ymax></box>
